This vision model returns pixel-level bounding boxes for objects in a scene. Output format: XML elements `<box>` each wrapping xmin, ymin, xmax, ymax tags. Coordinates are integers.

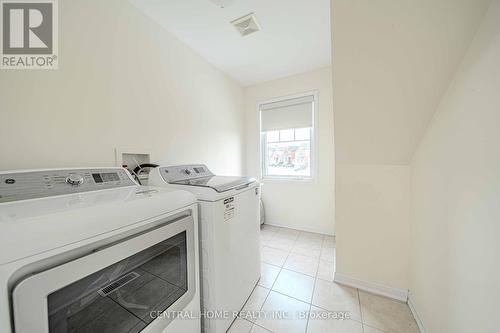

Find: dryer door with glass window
<box><xmin>12</xmin><ymin>214</ymin><xmax>196</xmax><ymax>333</ymax></box>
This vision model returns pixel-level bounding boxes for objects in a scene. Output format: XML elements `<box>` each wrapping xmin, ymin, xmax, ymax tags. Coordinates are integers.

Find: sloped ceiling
<box><xmin>332</xmin><ymin>0</ymin><xmax>491</xmax><ymax>164</ymax></box>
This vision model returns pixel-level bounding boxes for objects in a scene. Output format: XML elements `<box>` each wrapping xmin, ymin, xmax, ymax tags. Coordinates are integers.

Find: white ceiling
<box><xmin>129</xmin><ymin>0</ymin><xmax>331</xmax><ymax>86</ymax></box>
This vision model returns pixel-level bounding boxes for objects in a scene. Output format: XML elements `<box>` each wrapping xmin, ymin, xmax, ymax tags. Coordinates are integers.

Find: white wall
<box><xmin>0</xmin><ymin>0</ymin><xmax>244</xmax><ymax>175</ymax></box>
<box><xmin>244</xmin><ymin>68</ymin><xmax>335</xmax><ymax>235</ymax></box>
<box><xmin>409</xmin><ymin>1</ymin><xmax>500</xmax><ymax>332</ymax></box>
<box><xmin>331</xmin><ymin>0</ymin><xmax>491</xmax><ymax>294</ymax></box>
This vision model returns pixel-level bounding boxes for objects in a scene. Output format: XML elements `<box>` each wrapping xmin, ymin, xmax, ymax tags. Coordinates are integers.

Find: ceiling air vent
<box><xmin>209</xmin><ymin>0</ymin><xmax>235</xmax><ymax>8</ymax></box>
<box><xmin>231</xmin><ymin>13</ymin><xmax>261</xmax><ymax>37</ymax></box>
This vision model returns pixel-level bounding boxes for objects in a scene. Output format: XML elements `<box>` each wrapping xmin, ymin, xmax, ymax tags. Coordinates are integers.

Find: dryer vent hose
<box><xmin>133</xmin><ymin>163</ymin><xmax>159</xmax><ymax>175</ymax></box>
<box><xmin>131</xmin><ymin>163</ymin><xmax>159</xmax><ymax>185</ymax></box>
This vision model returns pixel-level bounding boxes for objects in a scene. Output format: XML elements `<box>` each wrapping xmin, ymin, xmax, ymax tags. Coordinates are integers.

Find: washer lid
<box><xmin>170</xmin><ymin>175</ymin><xmax>256</xmax><ymax>193</ymax></box>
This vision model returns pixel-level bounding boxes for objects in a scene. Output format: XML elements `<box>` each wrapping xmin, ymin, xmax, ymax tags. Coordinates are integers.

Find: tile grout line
<box><xmin>358</xmin><ymin>288</ymin><xmax>365</xmax><ymax>333</ymax></box>
<box><xmin>250</xmin><ymin>227</ymin><xmax>279</xmax><ymax>332</ymax></box>
<box><xmin>253</xmin><ymin>228</ymin><xmax>298</xmax><ymax>333</ymax></box>
<box><xmin>308</xmin><ymin>303</ymin><xmax>365</xmax><ymax>326</ymax></box>
<box><xmin>279</xmin><ymin>266</ymin><xmax>318</xmax><ymax>279</ymax></box>
<box><xmin>268</xmin><ymin>290</ymin><xmax>311</xmax><ymax>307</ymax></box>
<box><xmin>363</xmin><ymin>322</ymin><xmax>391</xmax><ymax>333</ymax></box>
<box><xmin>253</xmin><ymin>226</ymin><xmax>283</xmax><ymax>332</ymax></box>
<box><xmin>266</xmin><ymin>227</ymin><xmax>383</xmax><ymax>333</ymax></box>
<box><xmin>304</xmin><ymin>234</ymin><xmax>324</xmax><ymax>333</ymax></box>
<box><xmin>259</xmin><ymin>227</ymin><xmax>335</xmax><ymax>333</ymax></box>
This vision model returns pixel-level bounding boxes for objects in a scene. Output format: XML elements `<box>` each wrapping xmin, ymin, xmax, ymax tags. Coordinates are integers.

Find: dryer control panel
<box><xmin>0</xmin><ymin>168</ymin><xmax>136</xmax><ymax>203</ymax></box>
<box><xmin>159</xmin><ymin>164</ymin><xmax>214</xmax><ymax>183</ymax></box>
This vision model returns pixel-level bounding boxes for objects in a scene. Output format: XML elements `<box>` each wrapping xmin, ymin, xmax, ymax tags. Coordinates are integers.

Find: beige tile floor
<box><xmin>228</xmin><ymin>225</ymin><xmax>420</xmax><ymax>333</ymax></box>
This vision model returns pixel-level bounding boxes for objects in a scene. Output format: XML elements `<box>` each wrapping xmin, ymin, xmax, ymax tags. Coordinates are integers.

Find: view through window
<box><xmin>263</xmin><ymin>128</ymin><xmax>312</xmax><ymax>178</ymax></box>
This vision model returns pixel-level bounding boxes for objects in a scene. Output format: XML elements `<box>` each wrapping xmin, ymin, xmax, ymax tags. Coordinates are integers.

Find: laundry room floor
<box><xmin>228</xmin><ymin>225</ymin><xmax>420</xmax><ymax>333</ymax></box>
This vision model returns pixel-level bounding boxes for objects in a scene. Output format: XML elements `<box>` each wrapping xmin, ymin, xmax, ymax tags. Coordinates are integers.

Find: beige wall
<box><xmin>409</xmin><ymin>1</ymin><xmax>500</xmax><ymax>332</ymax></box>
<box><xmin>333</xmin><ymin>0</ymin><xmax>491</xmax><ymax>165</ymax></box>
<box><xmin>336</xmin><ymin>164</ymin><xmax>410</xmax><ymax>290</ymax></box>
<box><xmin>0</xmin><ymin>0</ymin><xmax>244</xmax><ymax>175</ymax></box>
<box><xmin>244</xmin><ymin>68</ymin><xmax>335</xmax><ymax>235</ymax></box>
<box><xmin>331</xmin><ymin>0</ymin><xmax>491</xmax><ymax>295</ymax></box>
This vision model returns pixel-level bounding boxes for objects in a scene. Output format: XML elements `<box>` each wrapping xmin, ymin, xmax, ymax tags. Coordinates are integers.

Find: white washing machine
<box><xmin>0</xmin><ymin>168</ymin><xmax>201</xmax><ymax>333</ymax></box>
<box><xmin>149</xmin><ymin>165</ymin><xmax>261</xmax><ymax>333</ymax></box>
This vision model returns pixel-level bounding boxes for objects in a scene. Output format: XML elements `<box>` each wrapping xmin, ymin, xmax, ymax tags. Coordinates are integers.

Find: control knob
<box><xmin>66</xmin><ymin>174</ymin><xmax>84</xmax><ymax>186</ymax></box>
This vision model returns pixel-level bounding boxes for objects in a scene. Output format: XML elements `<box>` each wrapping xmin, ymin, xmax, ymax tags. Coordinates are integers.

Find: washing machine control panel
<box><xmin>160</xmin><ymin>164</ymin><xmax>214</xmax><ymax>183</ymax></box>
<box><xmin>0</xmin><ymin>168</ymin><xmax>136</xmax><ymax>203</ymax></box>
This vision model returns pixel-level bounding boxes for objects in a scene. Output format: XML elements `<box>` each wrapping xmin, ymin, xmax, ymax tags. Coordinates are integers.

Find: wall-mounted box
<box><xmin>114</xmin><ymin>148</ymin><xmax>152</xmax><ymax>183</ymax></box>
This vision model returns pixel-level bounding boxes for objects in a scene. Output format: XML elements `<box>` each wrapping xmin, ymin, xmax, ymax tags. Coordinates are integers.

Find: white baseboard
<box><xmin>334</xmin><ymin>272</ymin><xmax>408</xmax><ymax>302</ymax></box>
<box><xmin>263</xmin><ymin>221</ymin><xmax>335</xmax><ymax>236</ymax></box>
<box><xmin>408</xmin><ymin>295</ymin><xmax>427</xmax><ymax>333</ymax></box>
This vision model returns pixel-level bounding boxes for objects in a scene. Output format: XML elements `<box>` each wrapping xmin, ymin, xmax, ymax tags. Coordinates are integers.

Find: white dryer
<box><xmin>149</xmin><ymin>165</ymin><xmax>261</xmax><ymax>333</ymax></box>
<box><xmin>0</xmin><ymin>168</ymin><xmax>201</xmax><ymax>333</ymax></box>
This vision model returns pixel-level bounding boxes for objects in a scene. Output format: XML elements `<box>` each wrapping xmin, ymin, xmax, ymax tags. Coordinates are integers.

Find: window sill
<box><xmin>260</xmin><ymin>177</ymin><xmax>315</xmax><ymax>184</ymax></box>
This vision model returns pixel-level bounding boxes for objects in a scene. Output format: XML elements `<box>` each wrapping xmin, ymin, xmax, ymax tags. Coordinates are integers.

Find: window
<box><xmin>260</xmin><ymin>94</ymin><xmax>316</xmax><ymax>180</ymax></box>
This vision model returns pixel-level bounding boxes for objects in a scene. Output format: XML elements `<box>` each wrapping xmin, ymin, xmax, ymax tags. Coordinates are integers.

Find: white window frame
<box><xmin>258</xmin><ymin>91</ymin><xmax>319</xmax><ymax>183</ymax></box>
